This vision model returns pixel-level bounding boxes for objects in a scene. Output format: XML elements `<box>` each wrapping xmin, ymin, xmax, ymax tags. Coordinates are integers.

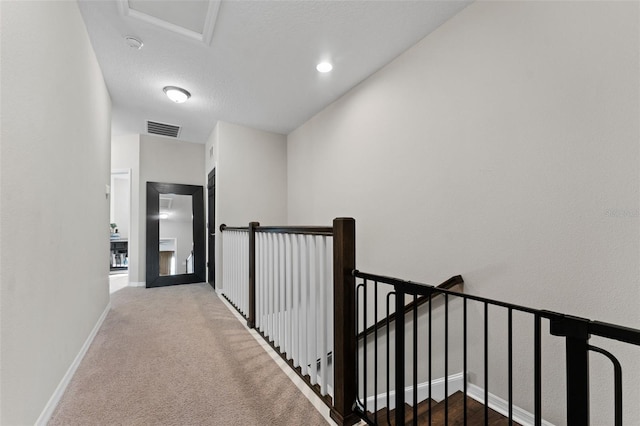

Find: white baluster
<box><xmin>226</xmin><ymin>232</ymin><xmax>229</xmax><ymax>295</ymax></box>
<box><xmin>299</xmin><ymin>234</ymin><xmax>308</xmax><ymax>376</ymax></box>
<box><xmin>235</xmin><ymin>232</ymin><xmax>238</xmax><ymax>306</ymax></box>
<box><xmin>229</xmin><ymin>232</ymin><xmax>234</xmax><ymax>303</ymax></box>
<box><xmin>308</xmin><ymin>234</ymin><xmax>317</xmax><ymax>385</ymax></box>
<box><xmin>235</xmin><ymin>232</ymin><xmax>238</xmax><ymax>307</ymax></box>
<box><xmin>243</xmin><ymin>232</ymin><xmax>247</xmax><ymax>315</ymax></box>
<box><xmin>279</xmin><ymin>233</ymin><xmax>285</xmax><ymax>352</ymax></box>
<box><xmin>292</xmin><ymin>234</ymin><xmax>300</xmax><ymax>367</ymax></box>
<box><xmin>276</xmin><ymin>234</ymin><xmax>281</xmax><ymax>350</ymax></box>
<box><xmin>235</xmin><ymin>232</ymin><xmax>239</xmax><ymax>311</ymax></box>
<box><xmin>241</xmin><ymin>232</ymin><xmax>245</xmax><ymax>314</ymax></box>
<box><xmin>236</xmin><ymin>233</ymin><xmax>240</xmax><ymax>309</ymax></box>
<box><xmin>271</xmin><ymin>232</ymin><xmax>277</xmax><ymax>342</ymax></box>
<box><xmin>222</xmin><ymin>232</ymin><xmax>227</xmax><ymax>295</ymax></box>
<box><xmin>242</xmin><ymin>232</ymin><xmax>245</xmax><ymax>313</ymax></box>
<box><xmin>234</xmin><ymin>232</ymin><xmax>238</xmax><ymax>308</ymax></box>
<box><xmin>274</xmin><ymin>232</ymin><xmax>278</xmax><ymax>345</ymax></box>
<box><xmin>327</xmin><ymin>236</ymin><xmax>334</xmax><ymax>398</ymax></box>
<box><xmin>266</xmin><ymin>233</ymin><xmax>272</xmax><ymax>340</ymax></box>
<box><xmin>285</xmin><ymin>233</ymin><xmax>292</xmax><ymax>359</ymax></box>
<box><xmin>239</xmin><ymin>232</ymin><xmax>242</xmax><ymax>309</ymax></box>
<box><xmin>275</xmin><ymin>233</ymin><xmax>280</xmax><ymax>346</ymax></box>
<box><xmin>319</xmin><ymin>235</ymin><xmax>327</xmax><ymax>395</ymax></box>
<box><xmin>256</xmin><ymin>233</ymin><xmax>263</xmax><ymax>330</ymax></box>
<box><xmin>263</xmin><ymin>232</ymin><xmax>268</xmax><ymax>331</ymax></box>
<box><xmin>255</xmin><ymin>233</ymin><xmax>260</xmax><ymax>329</ymax></box>
<box><xmin>245</xmin><ymin>232</ymin><xmax>249</xmax><ymax>315</ymax></box>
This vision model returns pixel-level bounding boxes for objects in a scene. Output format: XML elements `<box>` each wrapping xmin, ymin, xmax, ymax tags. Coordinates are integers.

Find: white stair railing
<box><xmin>221</xmin><ymin>228</ymin><xmax>249</xmax><ymax>315</ymax></box>
<box><xmin>255</xmin><ymin>230</ymin><xmax>334</xmax><ymax>399</ymax></box>
<box><xmin>219</xmin><ymin>219</ymin><xmax>357</xmax><ymax>424</ymax></box>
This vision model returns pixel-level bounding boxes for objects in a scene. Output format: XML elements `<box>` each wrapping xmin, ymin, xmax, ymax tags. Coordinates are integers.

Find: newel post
<box><xmin>247</xmin><ymin>221</ymin><xmax>260</xmax><ymax>329</ymax></box>
<box><xmin>330</xmin><ymin>217</ymin><xmax>359</xmax><ymax>426</ymax></box>
<box><xmin>548</xmin><ymin>313</ymin><xmax>591</xmax><ymax>426</ymax></box>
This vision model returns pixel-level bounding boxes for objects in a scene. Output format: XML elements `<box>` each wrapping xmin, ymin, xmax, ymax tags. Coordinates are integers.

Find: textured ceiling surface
<box><xmin>79</xmin><ymin>0</ymin><xmax>471</xmax><ymax>143</ymax></box>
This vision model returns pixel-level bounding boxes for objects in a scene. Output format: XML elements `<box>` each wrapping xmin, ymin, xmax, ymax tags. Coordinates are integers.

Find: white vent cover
<box><xmin>147</xmin><ymin>120</ymin><xmax>181</xmax><ymax>138</ymax></box>
<box><xmin>159</xmin><ymin>196</ymin><xmax>173</xmax><ymax>210</ymax></box>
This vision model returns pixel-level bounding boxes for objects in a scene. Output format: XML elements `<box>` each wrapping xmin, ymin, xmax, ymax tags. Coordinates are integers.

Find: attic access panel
<box><xmin>118</xmin><ymin>0</ymin><xmax>221</xmax><ymax>45</ymax></box>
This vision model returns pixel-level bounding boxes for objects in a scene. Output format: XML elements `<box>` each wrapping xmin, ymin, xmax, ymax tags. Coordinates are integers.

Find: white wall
<box><xmin>288</xmin><ymin>1</ymin><xmax>639</xmax><ymax>424</ymax></box>
<box><xmin>205</xmin><ymin>124</ymin><xmax>217</xmax><ymax>178</ymax></box>
<box><xmin>112</xmin><ymin>134</ymin><xmax>140</xmax><ymax>281</ymax></box>
<box><xmin>210</xmin><ymin>121</ymin><xmax>287</xmax><ymax>289</ymax></box>
<box><xmin>138</xmin><ymin>135</ymin><xmax>204</xmax><ymax>283</ymax></box>
<box><xmin>0</xmin><ymin>2</ymin><xmax>112</xmax><ymax>424</ymax></box>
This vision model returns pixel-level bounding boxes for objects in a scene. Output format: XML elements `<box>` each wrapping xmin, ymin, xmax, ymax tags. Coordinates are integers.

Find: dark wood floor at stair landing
<box><xmin>371</xmin><ymin>391</ymin><xmax>522</xmax><ymax>426</ymax></box>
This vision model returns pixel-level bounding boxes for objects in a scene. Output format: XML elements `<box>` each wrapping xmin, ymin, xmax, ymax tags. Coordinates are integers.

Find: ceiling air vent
<box><xmin>159</xmin><ymin>197</ymin><xmax>173</xmax><ymax>210</ymax></box>
<box><xmin>147</xmin><ymin>120</ymin><xmax>181</xmax><ymax>138</ymax></box>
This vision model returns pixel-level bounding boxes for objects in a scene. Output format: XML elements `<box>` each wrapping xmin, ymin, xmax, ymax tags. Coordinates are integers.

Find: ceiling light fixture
<box><xmin>316</xmin><ymin>62</ymin><xmax>333</xmax><ymax>73</ymax></box>
<box><xmin>124</xmin><ymin>35</ymin><xmax>144</xmax><ymax>50</ymax></box>
<box><xmin>163</xmin><ymin>86</ymin><xmax>191</xmax><ymax>103</ymax></box>
<box><xmin>159</xmin><ymin>213</ymin><xmax>169</xmax><ymax>220</ymax></box>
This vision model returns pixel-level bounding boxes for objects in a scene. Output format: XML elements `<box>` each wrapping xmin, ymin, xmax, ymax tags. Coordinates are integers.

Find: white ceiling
<box><xmin>160</xmin><ymin>193</ymin><xmax>193</xmax><ymax>223</ymax></box>
<box><xmin>79</xmin><ymin>0</ymin><xmax>471</xmax><ymax>144</ymax></box>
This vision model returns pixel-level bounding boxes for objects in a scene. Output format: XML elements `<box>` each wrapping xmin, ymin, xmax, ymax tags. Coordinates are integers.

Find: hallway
<box><xmin>49</xmin><ymin>283</ymin><xmax>330</xmax><ymax>425</ymax></box>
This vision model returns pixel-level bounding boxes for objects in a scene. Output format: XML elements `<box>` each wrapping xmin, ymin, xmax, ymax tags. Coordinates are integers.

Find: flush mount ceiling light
<box><xmin>316</xmin><ymin>62</ymin><xmax>333</xmax><ymax>73</ymax></box>
<box><xmin>159</xmin><ymin>213</ymin><xmax>169</xmax><ymax>219</ymax></box>
<box><xmin>124</xmin><ymin>35</ymin><xmax>144</xmax><ymax>50</ymax></box>
<box><xmin>163</xmin><ymin>86</ymin><xmax>191</xmax><ymax>103</ymax></box>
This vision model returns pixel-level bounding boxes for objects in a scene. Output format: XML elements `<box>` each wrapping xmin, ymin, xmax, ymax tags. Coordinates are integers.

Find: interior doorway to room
<box><xmin>110</xmin><ymin>169</ymin><xmax>131</xmax><ymax>292</ymax></box>
<box><xmin>159</xmin><ymin>238</ymin><xmax>178</xmax><ymax>275</ymax></box>
<box><xmin>207</xmin><ymin>168</ymin><xmax>215</xmax><ymax>288</ymax></box>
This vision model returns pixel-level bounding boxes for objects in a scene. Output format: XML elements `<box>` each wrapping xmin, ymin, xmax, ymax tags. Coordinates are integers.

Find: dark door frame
<box><xmin>207</xmin><ymin>168</ymin><xmax>216</xmax><ymax>289</ymax></box>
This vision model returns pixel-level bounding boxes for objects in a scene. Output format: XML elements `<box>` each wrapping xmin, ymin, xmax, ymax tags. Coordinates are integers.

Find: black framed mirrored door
<box><xmin>146</xmin><ymin>182</ymin><xmax>205</xmax><ymax>288</ymax></box>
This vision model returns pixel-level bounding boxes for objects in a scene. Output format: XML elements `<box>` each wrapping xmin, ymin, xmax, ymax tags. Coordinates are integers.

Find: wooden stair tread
<box><xmin>372</xmin><ymin>391</ymin><xmax>521</xmax><ymax>425</ymax></box>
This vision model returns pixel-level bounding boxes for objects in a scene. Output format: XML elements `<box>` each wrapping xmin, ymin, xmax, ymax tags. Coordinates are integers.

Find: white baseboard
<box><xmin>128</xmin><ymin>281</ymin><xmax>145</xmax><ymax>287</ymax></box>
<box><xmin>365</xmin><ymin>371</ymin><xmax>464</xmax><ymax>410</ymax></box>
<box><xmin>34</xmin><ymin>302</ymin><xmax>111</xmax><ymax>426</ymax></box>
<box><xmin>466</xmin><ymin>383</ymin><xmax>555</xmax><ymax>426</ymax></box>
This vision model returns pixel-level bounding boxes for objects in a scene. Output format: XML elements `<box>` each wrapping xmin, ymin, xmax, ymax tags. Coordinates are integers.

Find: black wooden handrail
<box><xmin>356</xmin><ymin>274</ymin><xmax>463</xmax><ymax>339</ymax></box>
<box><xmin>255</xmin><ymin>225</ymin><xmax>333</xmax><ymax>236</ymax></box>
<box><xmin>219</xmin><ymin>224</ymin><xmax>248</xmax><ymax>232</ymax></box>
<box><xmin>220</xmin><ymin>223</ymin><xmax>333</xmax><ymax>236</ymax></box>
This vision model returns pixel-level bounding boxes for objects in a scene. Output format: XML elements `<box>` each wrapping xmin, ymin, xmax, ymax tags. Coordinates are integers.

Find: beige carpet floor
<box><xmin>49</xmin><ymin>283</ymin><xmax>329</xmax><ymax>425</ymax></box>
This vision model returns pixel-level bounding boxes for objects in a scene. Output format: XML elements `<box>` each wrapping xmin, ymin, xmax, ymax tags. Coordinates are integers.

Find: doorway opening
<box><xmin>110</xmin><ymin>169</ymin><xmax>131</xmax><ymax>292</ymax></box>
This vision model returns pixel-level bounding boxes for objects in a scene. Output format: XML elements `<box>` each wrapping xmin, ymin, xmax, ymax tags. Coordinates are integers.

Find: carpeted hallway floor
<box><xmin>49</xmin><ymin>283</ymin><xmax>330</xmax><ymax>425</ymax></box>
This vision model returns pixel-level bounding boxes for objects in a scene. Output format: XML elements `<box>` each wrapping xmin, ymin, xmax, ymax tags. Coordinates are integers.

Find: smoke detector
<box><xmin>124</xmin><ymin>35</ymin><xmax>144</xmax><ymax>50</ymax></box>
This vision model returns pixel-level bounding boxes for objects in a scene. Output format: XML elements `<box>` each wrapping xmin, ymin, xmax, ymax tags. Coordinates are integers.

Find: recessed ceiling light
<box><xmin>316</xmin><ymin>62</ymin><xmax>333</xmax><ymax>73</ymax></box>
<box><xmin>159</xmin><ymin>213</ymin><xmax>169</xmax><ymax>219</ymax></box>
<box><xmin>163</xmin><ymin>86</ymin><xmax>191</xmax><ymax>103</ymax></box>
<box><xmin>124</xmin><ymin>35</ymin><xmax>143</xmax><ymax>50</ymax></box>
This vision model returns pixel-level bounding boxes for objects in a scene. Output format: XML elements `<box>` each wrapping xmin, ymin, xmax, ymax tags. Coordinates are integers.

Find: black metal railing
<box><xmin>352</xmin><ymin>269</ymin><xmax>640</xmax><ymax>426</ymax></box>
<box><xmin>218</xmin><ymin>216</ymin><xmax>639</xmax><ymax>426</ymax></box>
